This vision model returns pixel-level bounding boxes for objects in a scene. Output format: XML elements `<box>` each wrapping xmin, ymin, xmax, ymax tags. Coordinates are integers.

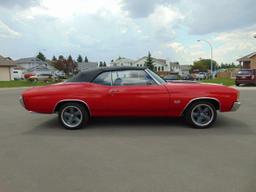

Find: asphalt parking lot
<box><xmin>0</xmin><ymin>87</ymin><xmax>256</xmax><ymax>192</ymax></box>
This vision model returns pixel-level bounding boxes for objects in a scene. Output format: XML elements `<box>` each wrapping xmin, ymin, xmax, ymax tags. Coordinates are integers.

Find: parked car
<box><xmin>163</xmin><ymin>74</ymin><xmax>180</xmax><ymax>82</ymax></box>
<box><xmin>235</xmin><ymin>69</ymin><xmax>256</xmax><ymax>86</ymax></box>
<box><xmin>12</xmin><ymin>69</ymin><xmax>24</xmax><ymax>80</ymax></box>
<box><xmin>24</xmin><ymin>72</ymin><xmax>36</xmax><ymax>79</ymax></box>
<box><xmin>195</xmin><ymin>72</ymin><xmax>207</xmax><ymax>80</ymax></box>
<box><xmin>180</xmin><ymin>74</ymin><xmax>194</xmax><ymax>80</ymax></box>
<box><xmin>53</xmin><ymin>70</ymin><xmax>66</xmax><ymax>79</ymax></box>
<box><xmin>28</xmin><ymin>73</ymin><xmax>52</xmax><ymax>82</ymax></box>
<box><xmin>20</xmin><ymin>67</ymin><xmax>240</xmax><ymax>130</ymax></box>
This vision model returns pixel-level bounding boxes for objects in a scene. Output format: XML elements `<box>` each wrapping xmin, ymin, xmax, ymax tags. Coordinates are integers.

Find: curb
<box><xmin>0</xmin><ymin>87</ymin><xmax>30</xmax><ymax>90</ymax></box>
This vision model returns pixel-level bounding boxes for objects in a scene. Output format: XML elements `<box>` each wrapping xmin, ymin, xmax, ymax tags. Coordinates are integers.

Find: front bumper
<box><xmin>231</xmin><ymin>101</ymin><xmax>240</xmax><ymax>111</ymax></box>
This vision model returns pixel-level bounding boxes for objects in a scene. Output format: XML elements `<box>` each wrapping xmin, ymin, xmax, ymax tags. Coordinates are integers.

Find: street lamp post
<box><xmin>197</xmin><ymin>39</ymin><xmax>214</xmax><ymax>79</ymax></box>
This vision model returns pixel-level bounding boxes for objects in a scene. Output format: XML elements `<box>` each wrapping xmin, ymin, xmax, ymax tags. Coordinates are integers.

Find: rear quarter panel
<box><xmin>164</xmin><ymin>83</ymin><xmax>238</xmax><ymax>116</ymax></box>
<box><xmin>22</xmin><ymin>83</ymin><xmax>110</xmax><ymax>114</ymax></box>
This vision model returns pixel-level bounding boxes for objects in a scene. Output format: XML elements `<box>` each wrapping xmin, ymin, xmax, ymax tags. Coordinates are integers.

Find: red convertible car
<box><xmin>20</xmin><ymin>67</ymin><xmax>240</xmax><ymax>129</ymax></box>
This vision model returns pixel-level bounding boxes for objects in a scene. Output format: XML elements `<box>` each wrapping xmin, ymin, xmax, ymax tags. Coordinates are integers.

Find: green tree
<box><xmin>99</xmin><ymin>61</ymin><xmax>103</xmax><ymax>67</ymax></box>
<box><xmin>77</xmin><ymin>55</ymin><xmax>83</xmax><ymax>63</ymax></box>
<box><xmin>36</xmin><ymin>52</ymin><xmax>46</xmax><ymax>61</ymax></box>
<box><xmin>67</xmin><ymin>55</ymin><xmax>73</xmax><ymax>62</ymax></box>
<box><xmin>67</xmin><ymin>55</ymin><xmax>75</xmax><ymax>74</ymax></box>
<box><xmin>52</xmin><ymin>56</ymin><xmax>57</xmax><ymax>61</ymax></box>
<box><xmin>144</xmin><ymin>52</ymin><xmax>154</xmax><ymax>71</ymax></box>
<box><xmin>58</xmin><ymin>55</ymin><xmax>65</xmax><ymax>60</ymax></box>
<box><xmin>220</xmin><ymin>62</ymin><xmax>238</xmax><ymax>69</ymax></box>
<box><xmin>103</xmin><ymin>61</ymin><xmax>107</xmax><ymax>67</ymax></box>
<box><xmin>84</xmin><ymin>56</ymin><xmax>88</xmax><ymax>63</ymax></box>
<box><xmin>191</xmin><ymin>59</ymin><xmax>217</xmax><ymax>72</ymax></box>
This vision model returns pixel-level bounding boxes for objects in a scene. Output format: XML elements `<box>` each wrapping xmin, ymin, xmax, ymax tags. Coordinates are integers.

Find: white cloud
<box><xmin>121</xmin><ymin>0</ymin><xmax>179</xmax><ymax>18</ymax></box>
<box><xmin>148</xmin><ymin>5</ymin><xmax>183</xmax><ymax>29</ymax></box>
<box><xmin>20</xmin><ymin>0</ymin><xmax>123</xmax><ymax>20</ymax></box>
<box><xmin>167</xmin><ymin>42</ymin><xmax>185</xmax><ymax>52</ymax></box>
<box><xmin>0</xmin><ymin>0</ymin><xmax>255</xmax><ymax>65</ymax></box>
<box><xmin>180</xmin><ymin>0</ymin><xmax>256</xmax><ymax>34</ymax></box>
<box><xmin>166</xmin><ymin>41</ymin><xmax>205</xmax><ymax>64</ymax></box>
<box><xmin>0</xmin><ymin>20</ymin><xmax>21</xmax><ymax>38</ymax></box>
<box><xmin>213</xmin><ymin>27</ymin><xmax>256</xmax><ymax>63</ymax></box>
<box><xmin>0</xmin><ymin>0</ymin><xmax>39</xmax><ymax>8</ymax></box>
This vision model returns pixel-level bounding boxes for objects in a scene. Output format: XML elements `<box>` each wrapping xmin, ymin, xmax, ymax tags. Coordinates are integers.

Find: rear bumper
<box><xmin>231</xmin><ymin>101</ymin><xmax>240</xmax><ymax>111</ymax></box>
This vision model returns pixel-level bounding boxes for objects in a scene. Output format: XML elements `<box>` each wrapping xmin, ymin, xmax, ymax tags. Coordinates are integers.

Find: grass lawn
<box><xmin>201</xmin><ymin>77</ymin><xmax>235</xmax><ymax>86</ymax></box>
<box><xmin>0</xmin><ymin>80</ymin><xmax>54</xmax><ymax>88</ymax></box>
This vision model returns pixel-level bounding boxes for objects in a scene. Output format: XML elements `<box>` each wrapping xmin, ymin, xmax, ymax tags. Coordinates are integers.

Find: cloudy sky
<box><xmin>0</xmin><ymin>0</ymin><xmax>255</xmax><ymax>64</ymax></box>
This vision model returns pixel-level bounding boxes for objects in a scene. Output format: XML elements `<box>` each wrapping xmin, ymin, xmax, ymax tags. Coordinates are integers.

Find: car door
<box><xmin>107</xmin><ymin>70</ymin><xmax>170</xmax><ymax>116</ymax></box>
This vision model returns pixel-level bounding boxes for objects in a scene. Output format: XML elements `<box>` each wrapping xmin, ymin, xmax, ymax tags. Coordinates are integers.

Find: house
<box><xmin>26</xmin><ymin>64</ymin><xmax>54</xmax><ymax>75</ymax></box>
<box><xmin>0</xmin><ymin>55</ymin><xmax>16</xmax><ymax>81</ymax></box>
<box><xmin>77</xmin><ymin>62</ymin><xmax>98</xmax><ymax>72</ymax></box>
<box><xmin>237</xmin><ymin>52</ymin><xmax>256</xmax><ymax>69</ymax></box>
<box><xmin>180</xmin><ymin>65</ymin><xmax>191</xmax><ymax>76</ymax></box>
<box><xmin>110</xmin><ymin>57</ymin><xmax>134</xmax><ymax>67</ymax></box>
<box><xmin>134</xmin><ymin>57</ymin><xmax>169</xmax><ymax>72</ymax></box>
<box><xmin>169</xmin><ymin>62</ymin><xmax>180</xmax><ymax>74</ymax></box>
<box><xmin>16</xmin><ymin>57</ymin><xmax>49</xmax><ymax>69</ymax></box>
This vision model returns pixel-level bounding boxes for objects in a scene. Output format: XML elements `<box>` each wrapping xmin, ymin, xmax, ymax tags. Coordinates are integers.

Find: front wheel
<box><xmin>58</xmin><ymin>102</ymin><xmax>89</xmax><ymax>130</ymax></box>
<box><xmin>184</xmin><ymin>101</ymin><xmax>217</xmax><ymax>129</ymax></box>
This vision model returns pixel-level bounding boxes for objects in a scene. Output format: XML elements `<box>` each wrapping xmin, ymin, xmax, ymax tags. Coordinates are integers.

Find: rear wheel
<box><xmin>184</xmin><ymin>101</ymin><xmax>217</xmax><ymax>129</ymax></box>
<box><xmin>58</xmin><ymin>102</ymin><xmax>89</xmax><ymax>130</ymax></box>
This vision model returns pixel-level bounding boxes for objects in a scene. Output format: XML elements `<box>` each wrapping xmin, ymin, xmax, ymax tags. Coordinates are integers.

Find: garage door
<box><xmin>0</xmin><ymin>67</ymin><xmax>11</xmax><ymax>81</ymax></box>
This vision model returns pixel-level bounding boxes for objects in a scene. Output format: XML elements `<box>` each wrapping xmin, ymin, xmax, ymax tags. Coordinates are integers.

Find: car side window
<box><xmin>112</xmin><ymin>70</ymin><xmax>156</xmax><ymax>86</ymax></box>
<box><xmin>93</xmin><ymin>72</ymin><xmax>112</xmax><ymax>86</ymax></box>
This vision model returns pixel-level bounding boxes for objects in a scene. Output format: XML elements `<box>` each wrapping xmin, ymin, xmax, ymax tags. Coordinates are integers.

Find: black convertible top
<box><xmin>67</xmin><ymin>67</ymin><xmax>146</xmax><ymax>82</ymax></box>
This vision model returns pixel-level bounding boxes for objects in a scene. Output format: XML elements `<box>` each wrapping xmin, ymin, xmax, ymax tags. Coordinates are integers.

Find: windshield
<box><xmin>145</xmin><ymin>69</ymin><xmax>166</xmax><ymax>84</ymax></box>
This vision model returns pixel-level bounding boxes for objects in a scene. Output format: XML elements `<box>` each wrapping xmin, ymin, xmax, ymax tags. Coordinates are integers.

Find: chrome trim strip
<box><xmin>53</xmin><ymin>99</ymin><xmax>92</xmax><ymax>115</ymax></box>
<box><xmin>180</xmin><ymin>97</ymin><xmax>221</xmax><ymax>116</ymax></box>
<box><xmin>144</xmin><ymin>69</ymin><xmax>161</xmax><ymax>85</ymax></box>
<box><xmin>231</xmin><ymin>101</ymin><xmax>240</xmax><ymax>111</ymax></box>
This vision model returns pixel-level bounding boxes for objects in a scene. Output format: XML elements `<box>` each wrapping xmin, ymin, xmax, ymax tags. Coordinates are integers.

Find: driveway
<box><xmin>0</xmin><ymin>88</ymin><xmax>255</xmax><ymax>192</ymax></box>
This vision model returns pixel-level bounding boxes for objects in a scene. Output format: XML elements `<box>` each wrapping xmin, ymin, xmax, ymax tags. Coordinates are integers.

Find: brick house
<box><xmin>237</xmin><ymin>52</ymin><xmax>256</xmax><ymax>69</ymax></box>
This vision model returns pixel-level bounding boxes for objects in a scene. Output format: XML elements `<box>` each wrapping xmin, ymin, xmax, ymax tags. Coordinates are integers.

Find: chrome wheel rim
<box><xmin>61</xmin><ymin>106</ymin><xmax>83</xmax><ymax>128</ymax></box>
<box><xmin>191</xmin><ymin>104</ymin><xmax>214</xmax><ymax>127</ymax></box>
